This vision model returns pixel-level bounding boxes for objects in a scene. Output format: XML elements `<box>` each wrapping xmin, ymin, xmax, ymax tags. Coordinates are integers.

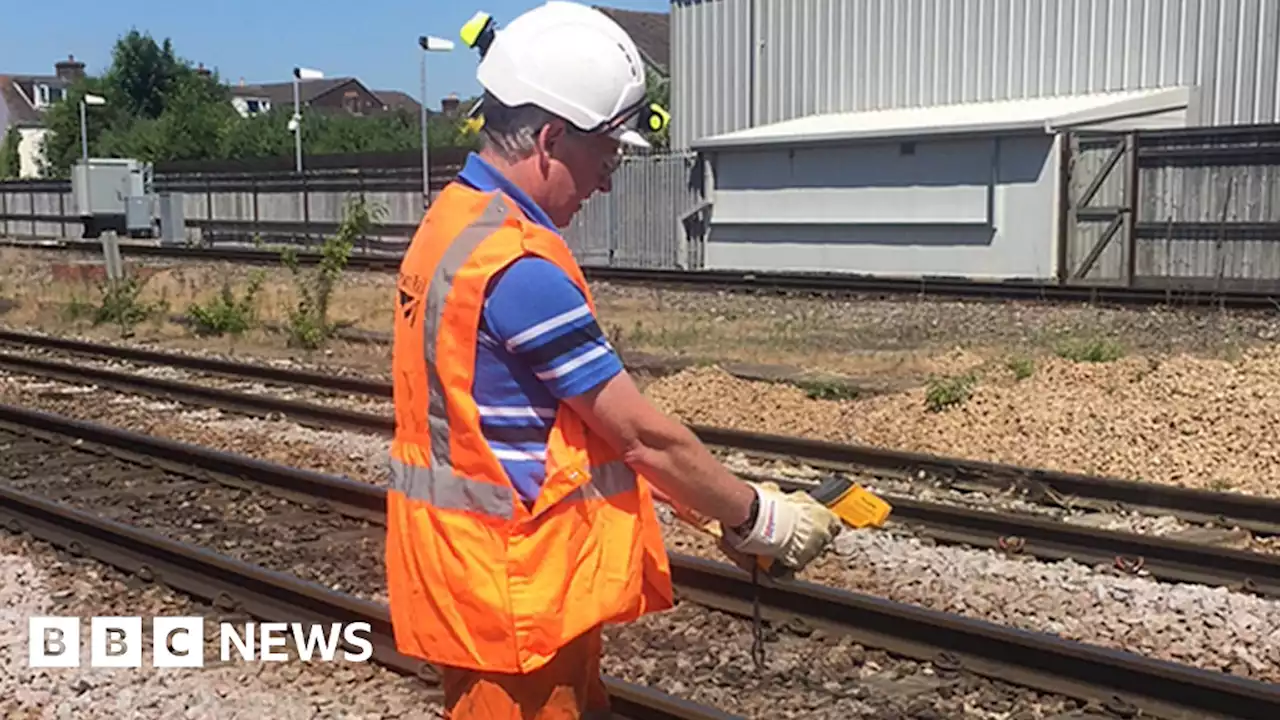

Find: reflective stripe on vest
<box><xmin>388</xmin><ymin>457</ymin><xmax>638</xmax><ymax>520</ymax></box>
<box><xmin>421</xmin><ymin>197</ymin><xmax>508</xmax><ymax>473</ymax></box>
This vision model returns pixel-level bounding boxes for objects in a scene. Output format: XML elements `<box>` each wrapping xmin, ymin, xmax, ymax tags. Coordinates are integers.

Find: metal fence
<box><xmin>0</xmin><ymin>149</ymin><xmax>706</xmax><ymax>269</ymax></box>
<box><xmin>562</xmin><ymin>152</ymin><xmax>705</xmax><ymax>269</ymax></box>
<box><xmin>1061</xmin><ymin>124</ymin><xmax>1280</xmax><ymax>292</ymax></box>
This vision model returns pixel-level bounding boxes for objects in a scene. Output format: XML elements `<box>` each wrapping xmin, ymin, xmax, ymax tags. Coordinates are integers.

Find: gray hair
<box><xmin>478</xmin><ymin>91</ymin><xmax>580</xmax><ymax>163</ymax></box>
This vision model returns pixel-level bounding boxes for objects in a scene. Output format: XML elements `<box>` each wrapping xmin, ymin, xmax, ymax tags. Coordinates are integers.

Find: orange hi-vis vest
<box><xmin>385</xmin><ymin>180</ymin><xmax>675</xmax><ymax>674</ymax></box>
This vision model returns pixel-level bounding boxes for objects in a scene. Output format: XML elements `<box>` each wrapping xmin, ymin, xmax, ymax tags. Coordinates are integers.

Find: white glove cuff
<box><xmin>723</xmin><ymin>485</ymin><xmax>799</xmax><ymax>557</ymax></box>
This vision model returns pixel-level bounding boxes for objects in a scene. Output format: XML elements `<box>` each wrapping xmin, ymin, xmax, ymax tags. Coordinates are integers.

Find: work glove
<box><xmin>719</xmin><ymin>481</ymin><xmax>842</xmax><ymax>575</ymax></box>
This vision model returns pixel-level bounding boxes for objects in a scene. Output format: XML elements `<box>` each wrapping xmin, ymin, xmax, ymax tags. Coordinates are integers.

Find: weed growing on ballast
<box><xmin>281</xmin><ymin>195</ymin><xmax>386</xmax><ymax>350</ymax></box>
<box><xmin>924</xmin><ymin>372</ymin><xmax>977</xmax><ymax>413</ymax></box>
<box><xmin>93</xmin><ymin>274</ymin><xmax>168</xmax><ymax>338</ymax></box>
<box><xmin>186</xmin><ymin>270</ymin><xmax>266</xmax><ymax>337</ymax></box>
<box><xmin>1006</xmin><ymin>356</ymin><xmax>1036</xmax><ymax>380</ymax></box>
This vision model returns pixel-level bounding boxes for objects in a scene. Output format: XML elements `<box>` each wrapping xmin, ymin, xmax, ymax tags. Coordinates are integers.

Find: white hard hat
<box><xmin>476</xmin><ymin>1</ymin><xmax>651</xmax><ymax>148</ymax></box>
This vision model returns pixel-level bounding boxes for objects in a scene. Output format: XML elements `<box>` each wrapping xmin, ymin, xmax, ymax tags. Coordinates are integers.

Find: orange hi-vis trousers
<box><xmin>441</xmin><ymin>626</ymin><xmax>611</xmax><ymax>720</ymax></box>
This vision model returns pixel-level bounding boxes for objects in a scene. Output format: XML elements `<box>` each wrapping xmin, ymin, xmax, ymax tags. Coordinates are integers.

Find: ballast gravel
<box><xmin>661</xmin><ymin>521</ymin><xmax>1280</xmax><ymax>684</ymax></box>
<box><xmin>0</xmin><ymin>532</ymin><xmax>443</xmax><ymax>720</ymax></box>
<box><xmin>602</xmin><ymin>602</ymin><xmax>1079</xmax><ymax>719</ymax></box>
<box><xmin>3</xmin><ymin>369</ymin><xmax>1279</xmax><ymax>686</ymax></box>
<box><xmin>644</xmin><ymin>361</ymin><xmax>1280</xmax><ymax>498</ymax></box>
<box><xmin>0</xmin><ymin>373</ymin><xmax>389</xmax><ymax>485</ymax></box>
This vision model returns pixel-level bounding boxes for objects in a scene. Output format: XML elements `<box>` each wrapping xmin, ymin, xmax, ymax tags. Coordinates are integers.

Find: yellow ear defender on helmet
<box><xmin>460</xmin><ymin>11</ymin><xmax>498</xmax><ymax>57</ymax></box>
<box><xmin>641</xmin><ymin>103</ymin><xmax>670</xmax><ymax>133</ymax></box>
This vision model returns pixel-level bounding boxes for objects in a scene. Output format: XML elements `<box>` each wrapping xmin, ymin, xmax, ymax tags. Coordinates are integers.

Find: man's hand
<box><xmin>720</xmin><ymin>482</ymin><xmax>842</xmax><ymax>573</ymax></box>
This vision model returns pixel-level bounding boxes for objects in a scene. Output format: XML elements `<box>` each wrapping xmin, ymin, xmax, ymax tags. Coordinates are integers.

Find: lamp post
<box><xmin>418</xmin><ymin>36</ymin><xmax>455</xmax><ymax>209</ymax></box>
<box><xmin>79</xmin><ymin>93</ymin><xmax>105</xmax><ymax>161</ymax></box>
<box><xmin>291</xmin><ymin>67</ymin><xmax>324</xmax><ymax>173</ymax></box>
<box><xmin>77</xmin><ymin>93</ymin><xmax>120</xmax><ymax>282</ymax></box>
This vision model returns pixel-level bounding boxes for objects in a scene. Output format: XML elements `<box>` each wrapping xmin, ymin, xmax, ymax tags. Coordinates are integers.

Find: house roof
<box><xmin>373</xmin><ymin>90</ymin><xmax>422</xmax><ymax>114</ymax></box>
<box><xmin>693</xmin><ymin>87</ymin><xmax>1193</xmax><ymax>150</ymax></box>
<box><xmin>594</xmin><ymin>5</ymin><xmax>669</xmax><ymax>75</ymax></box>
<box><xmin>1</xmin><ymin>75</ymin><xmax>48</xmax><ymax>127</ymax></box>
<box><xmin>229</xmin><ymin>77</ymin><xmax>361</xmax><ymax>106</ymax></box>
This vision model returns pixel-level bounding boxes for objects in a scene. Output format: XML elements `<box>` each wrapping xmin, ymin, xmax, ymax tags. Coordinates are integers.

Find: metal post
<box><xmin>292</xmin><ymin>70</ymin><xmax>304</xmax><ymax>241</ymax></box>
<box><xmin>79</xmin><ymin>100</ymin><xmax>88</xmax><ymax>161</ymax></box>
<box><xmin>101</xmin><ymin>231</ymin><xmax>123</xmax><ymax>282</ymax></box>
<box><xmin>420</xmin><ymin>50</ymin><xmax>431</xmax><ymax>209</ymax></box>
<box><xmin>79</xmin><ymin>98</ymin><xmax>93</xmax><ymax>246</ymax></box>
<box><xmin>417</xmin><ymin>36</ymin><xmax>453</xmax><ymax>208</ymax></box>
<box><xmin>292</xmin><ymin>73</ymin><xmax>303</xmax><ymax>174</ymax></box>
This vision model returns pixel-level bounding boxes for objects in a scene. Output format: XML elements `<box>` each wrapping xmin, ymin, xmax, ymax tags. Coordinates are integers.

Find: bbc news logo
<box><xmin>29</xmin><ymin>617</ymin><xmax>374</xmax><ymax>668</ymax></box>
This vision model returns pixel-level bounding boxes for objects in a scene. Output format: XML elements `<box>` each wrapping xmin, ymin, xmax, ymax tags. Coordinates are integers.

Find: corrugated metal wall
<box><xmin>672</xmin><ymin>0</ymin><xmax>1280</xmax><ymax>150</ymax></box>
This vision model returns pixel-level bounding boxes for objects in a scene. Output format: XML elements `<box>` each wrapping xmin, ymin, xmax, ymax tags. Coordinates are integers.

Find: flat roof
<box><xmin>692</xmin><ymin>87</ymin><xmax>1192</xmax><ymax>151</ymax></box>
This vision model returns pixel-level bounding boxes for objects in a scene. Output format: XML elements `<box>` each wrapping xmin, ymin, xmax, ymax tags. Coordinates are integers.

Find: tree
<box><xmin>106</xmin><ymin>30</ymin><xmax>187</xmax><ymax>120</ymax></box>
<box><xmin>39</xmin><ymin>76</ymin><xmax>125</xmax><ymax>177</ymax></box>
<box><xmin>38</xmin><ymin>29</ymin><xmax>477</xmax><ymax>173</ymax></box>
<box><xmin>0</xmin><ymin>127</ymin><xmax>20</xmax><ymax>179</ymax></box>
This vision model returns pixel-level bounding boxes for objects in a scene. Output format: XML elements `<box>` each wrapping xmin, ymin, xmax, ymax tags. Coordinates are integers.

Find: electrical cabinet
<box><xmin>71</xmin><ymin>158</ymin><xmax>157</xmax><ymax>239</ymax></box>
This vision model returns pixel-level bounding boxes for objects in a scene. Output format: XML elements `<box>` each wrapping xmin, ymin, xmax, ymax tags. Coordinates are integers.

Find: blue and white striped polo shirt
<box><xmin>455</xmin><ymin>152</ymin><xmax>625</xmax><ymax>505</ymax></box>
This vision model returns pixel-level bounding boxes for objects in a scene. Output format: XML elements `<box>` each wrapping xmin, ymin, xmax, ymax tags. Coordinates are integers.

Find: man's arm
<box><xmin>486</xmin><ymin>257</ymin><xmax>840</xmax><ymax>570</ymax></box>
<box><xmin>560</xmin><ymin>369</ymin><xmax>755</xmax><ymax>529</ymax></box>
<box><xmin>483</xmin><ymin>257</ymin><xmax>754</xmax><ymax>527</ymax></box>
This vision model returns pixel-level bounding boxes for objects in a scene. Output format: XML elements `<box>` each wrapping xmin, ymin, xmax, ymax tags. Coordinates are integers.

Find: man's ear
<box><xmin>538</xmin><ymin>120</ymin><xmax>567</xmax><ymax>158</ymax></box>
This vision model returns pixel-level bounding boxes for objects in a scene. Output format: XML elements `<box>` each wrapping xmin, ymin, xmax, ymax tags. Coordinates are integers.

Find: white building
<box><xmin>670</xmin><ymin>0</ymin><xmax>1280</xmax><ymax>283</ymax></box>
<box><xmin>693</xmin><ymin>87</ymin><xmax>1191</xmax><ymax>279</ymax></box>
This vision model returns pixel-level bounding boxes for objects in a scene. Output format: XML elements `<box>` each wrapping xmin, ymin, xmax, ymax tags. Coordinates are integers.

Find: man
<box><xmin>385</xmin><ymin>3</ymin><xmax>842</xmax><ymax>718</ymax></box>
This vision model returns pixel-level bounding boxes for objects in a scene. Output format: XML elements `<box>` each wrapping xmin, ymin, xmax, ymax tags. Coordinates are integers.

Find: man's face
<box><xmin>537</xmin><ymin>120</ymin><xmax>622</xmax><ymax>228</ymax></box>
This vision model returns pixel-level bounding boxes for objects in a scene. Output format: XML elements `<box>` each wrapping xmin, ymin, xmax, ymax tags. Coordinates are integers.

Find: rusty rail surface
<box><xmin>3</xmin><ymin>335</ymin><xmax>1280</xmax><ymax>600</ymax></box>
<box><xmin>1</xmin><ymin>404</ymin><xmax>1277</xmax><ymax>719</ymax></box>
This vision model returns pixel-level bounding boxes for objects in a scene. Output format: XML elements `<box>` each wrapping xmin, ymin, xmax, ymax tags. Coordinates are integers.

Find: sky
<box><xmin>0</xmin><ymin>0</ymin><xmax>670</xmax><ymax>109</ymax></box>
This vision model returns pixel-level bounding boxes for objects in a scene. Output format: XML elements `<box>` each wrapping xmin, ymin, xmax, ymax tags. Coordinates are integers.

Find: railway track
<box><xmin>3</xmin><ymin>404</ymin><xmax>1277</xmax><ymax>719</ymax></box>
<box><xmin>3</xmin><ymin>329</ymin><xmax>1280</xmax><ymax>600</ymax></box>
<box><xmin>9</xmin><ymin>238</ymin><xmax>1280</xmax><ymax>310</ymax></box>
<box><xmin>0</xmin><ymin>416</ymin><xmax>734</xmax><ymax>720</ymax></box>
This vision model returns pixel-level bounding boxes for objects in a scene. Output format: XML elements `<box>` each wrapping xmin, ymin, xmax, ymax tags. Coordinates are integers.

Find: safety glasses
<box><xmin>581</xmin><ymin>98</ymin><xmax>670</xmax><ymax>139</ymax></box>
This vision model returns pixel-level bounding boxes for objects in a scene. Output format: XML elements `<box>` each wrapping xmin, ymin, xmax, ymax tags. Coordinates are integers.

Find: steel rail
<box><xmin>687</xmin><ymin>425</ymin><xmax>1280</xmax><ymax>537</ymax></box>
<box><xmin>10</xmin><ymin>330</ymin><xmax>1280</xmax><ymax>532</ymax></box>
<box><xmin>11</xmin><ymin>238</ymin><xmax>1280</xmax><ymax>309</ymax></box>
<box><xmin>7</xmin><ymin>327</ymin><xmax>1280</xmax><ymax>537</ymax></box>
<box><xmin>0</xmin><ymin>350</ymin><xmax>393</xmax><ymax>436</ymax></box>
<box><xmin>0</xmin><ymin>486</ymin><xmax>737</xmax><ymax>720</ymax></box>
<box><xmin>3</xmin><ymin>405</ymin><xmax>1278</xmax><ymax>720</ymax></box>
<box><xmin>6</xmin><ymin>329</ymin><xmax>1280</xmax><ymax>535</ymax></box>
<box><xmin>3</xmin><ymin>347</ymin><xmax>1280</xmax><ymax>599</ymax></box>
<box><xmin>0</xmin><ymin>329</ymin><xmax>390</xmax><ymax>397</ymax></box>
